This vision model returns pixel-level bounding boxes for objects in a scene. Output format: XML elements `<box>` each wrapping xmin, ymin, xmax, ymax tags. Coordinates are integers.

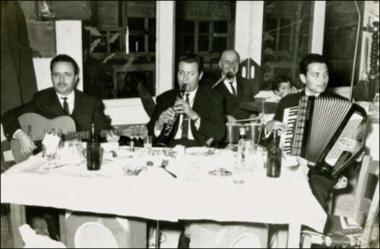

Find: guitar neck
<box><xmin>63</xmin><ymin>127</ymin><xmax>148</xmax><ymax>140</ymax></box>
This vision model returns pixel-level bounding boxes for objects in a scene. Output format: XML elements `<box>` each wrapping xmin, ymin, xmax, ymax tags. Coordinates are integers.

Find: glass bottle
<box><xmin>87</xmin><ymin>123</ymin><xmax>101</xmax><ymax>170</ymax></box>
<box><xmin>266</xmin><ymin>129</ymin><xmax>282</xmax><ymax>177</ymax></box>
<box><xmin>237</xmin><ymin>126</ymin><xmax>247</xmax><ymax>162</ymax></box>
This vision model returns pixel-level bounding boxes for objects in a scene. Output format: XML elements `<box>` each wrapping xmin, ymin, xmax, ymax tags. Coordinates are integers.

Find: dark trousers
<box><xmin>308</xmin><ymin>168</ymin><xmax>337</xmax><ymax>211</ymax></box>
<box><xmin>26</xmin><ymin>206</ymin><xmax>60</xmax><ymax>240</ymax></box>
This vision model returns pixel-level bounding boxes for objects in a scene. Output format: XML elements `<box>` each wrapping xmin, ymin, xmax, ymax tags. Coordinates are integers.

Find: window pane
<box><xmin>129</xmin><ymin>35</ymin><xmax>145</xmax><ymax>52</ymax></box>
<box><xmin>183</xmin><ymin>35</ymin><xmax>194</xmax><ymax>52</ymax></box>
<box><xmin>149</xmin><ymin>18</ymin><xmax>156</xmax><ymax>33</ymax></box>
<box><xmin>199</xmin><ymin>21</ymin><xmax>209</xmax><ymax>33</ymax></box>
<box><xmin>323</xmin><ymin>1</ymin><xmax>363</xmax><ymax>87</ymax></box>
<box><xmin>212</xmin><ymin>37</ymin><xmax>227</xmax><ymax>52</ymax></box>
<box><xmin>83</xmin><ymin>1</ymin><xmax>156</xmax><ymax>100</ymax></box>
<box><xmin>184</xmin><ymin>21</ymin><xmax>195</xmax><ymax>33</ymax></box>
<box><xmin>198</xmin><ymin>35</ymin><xmax>209</xmax><ymax>52</ymax></box>
<box><xmin>261</xmin><ymin>1</ymin><xmax>312</xmax><ymax>89</ymax></box>
<box><xmin>176</xmin><ymin>1</ymin><xmax>235</xmax><ymax>83</ymax></box>
<box><xmin>128</xmin><ymin>17</ymin><xmax>145</xmax><ymax>31</ymax></box>
<box><xmin>214</xmin><ymin>21</ymin><xmax>227</xmax><ymax>33</ymax></box>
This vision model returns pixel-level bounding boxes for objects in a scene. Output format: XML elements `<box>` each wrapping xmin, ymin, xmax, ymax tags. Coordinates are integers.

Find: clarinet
<box><xmin>155</xmin><ymin>84</ymin><xmax>186</xmax><ymax>147</ymax></box>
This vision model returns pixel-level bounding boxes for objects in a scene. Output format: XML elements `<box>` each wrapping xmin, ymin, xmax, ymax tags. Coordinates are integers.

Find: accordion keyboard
<box><xmin>280</xmin><ymin>106</ymin><xmax>299</xmax><ymax>154</ymax></box>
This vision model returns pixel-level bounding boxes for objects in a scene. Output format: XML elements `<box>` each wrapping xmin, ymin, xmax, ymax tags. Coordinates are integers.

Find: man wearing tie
<box><xmin>2</xmin><ymin>54</ymin><xmax>117</xmax><ymax>157</ymax></box>
<box><xmin>212</xmin><ymin>49</ymin><xmax>260</xmax><ymax>122</ymax></box>
<box><xmin>147</xmin><ymin>54</ymin><xmax>225</xmax><ymax>147</ymax></box>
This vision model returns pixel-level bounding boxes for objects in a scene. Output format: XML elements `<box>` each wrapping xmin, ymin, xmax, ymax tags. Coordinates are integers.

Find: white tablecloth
<box><xmin>1</xmin><ymin>148</ymin><xmax>327</xmax><ymax>232</ymax></box>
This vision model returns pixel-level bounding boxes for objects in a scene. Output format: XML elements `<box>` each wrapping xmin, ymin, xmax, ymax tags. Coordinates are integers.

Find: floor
<box><xmin>1</xmin><ymin>206</ymin><xmax>12</xmax><ymax>248</ymax></box>
<box><xmin>1</xmin><ymin>204</ymin><xmax>379</xmax><ymax>248</ymax></box>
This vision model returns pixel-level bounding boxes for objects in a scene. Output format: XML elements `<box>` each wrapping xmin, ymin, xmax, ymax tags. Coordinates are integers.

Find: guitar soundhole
<box><xmin>32</xmin><ymin>140</ymin><xmax>43</xmax><ymax>155</ymax></box>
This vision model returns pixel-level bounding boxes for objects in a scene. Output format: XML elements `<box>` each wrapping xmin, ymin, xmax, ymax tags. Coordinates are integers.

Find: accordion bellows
<box><xmin>281</xmin><ymin>96</ymin><xmax>367</xmax><ymax>175</ymax></box>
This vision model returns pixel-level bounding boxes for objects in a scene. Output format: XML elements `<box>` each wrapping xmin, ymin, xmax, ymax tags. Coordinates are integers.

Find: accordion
<box><xmin>280</xmin><ymin>96</ymin><xmax>367</xmax><ymax>176</ymax></box>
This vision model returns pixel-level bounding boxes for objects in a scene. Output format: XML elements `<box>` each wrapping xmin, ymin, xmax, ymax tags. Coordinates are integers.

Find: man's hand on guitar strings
<box><xmin>15</xmin><ymin>130</ymin><xmax>37</xmax><ymax>156</ymax></box>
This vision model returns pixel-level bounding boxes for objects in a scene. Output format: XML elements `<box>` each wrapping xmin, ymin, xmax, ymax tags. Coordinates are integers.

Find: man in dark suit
<box><xmin>266</xmin><ymin>53</ymin><xmax>367</xmax><ymax>247</ymax></box>
<box><xmin>1</xmin><ymin>54</ymin><xmax>118</xmax><ymax>240</ymax></box>
<box><xmin>212</xmin><ymin>49</ymin><xmax>260</xmax><ymax>122</ymax></box>
<box><xmin>147</xmin><ymin>54</ymin><xmax>225</xmax><ymax>147</ymax></box>
<box><xmin>2</xmin><ymin>54</ymin><xmax>117</xmax><ymax>156</ymax></box>
<box><xmin>266</xmin><ymin>53</ymin><xmax>365</xmax><ymax>210</ymax></box>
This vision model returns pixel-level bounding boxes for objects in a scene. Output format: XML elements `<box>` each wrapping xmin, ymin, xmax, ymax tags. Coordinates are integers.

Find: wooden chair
<box><xmin>301</xmin><ymin>155</ymin><xmax>379</xmax><ymax>248</ymax></box>
<box><xmin>1</xmin><ymin>123</ymin><xmax>16</xmax><ymax>172</ymax></box>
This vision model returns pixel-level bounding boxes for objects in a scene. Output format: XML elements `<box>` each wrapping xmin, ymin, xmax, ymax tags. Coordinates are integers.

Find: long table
<box><xmin>1</xmin><ymin>147</ymin><xmax>327</xmax><ymax>248</ymax></box>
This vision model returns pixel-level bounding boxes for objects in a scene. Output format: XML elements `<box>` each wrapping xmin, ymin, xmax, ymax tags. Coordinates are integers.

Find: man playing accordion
<box><xmin>266</xmin><ymin>53</ymin><xmax>367</xmax><ymax>211</ymax></box>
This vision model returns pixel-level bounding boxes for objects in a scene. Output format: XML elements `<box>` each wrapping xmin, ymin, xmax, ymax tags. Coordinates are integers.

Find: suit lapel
<box><xmin>48</xmin><ymin>88</ymin><xmax>66</xmax><ymax>115</ymax></box>
<box><xmin>192</xmin><ymin>87</ymin><xmax>202</xmax><ymax>114</ymax></box>
<box><xmin>71</xmin><ymin>90</ymin><xmax>81</xmax><ymax>117</ymax></box>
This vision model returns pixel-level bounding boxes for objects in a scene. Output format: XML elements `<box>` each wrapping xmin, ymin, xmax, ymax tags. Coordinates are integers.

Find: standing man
<box><xmin>147</xmin><ymin>54</ymin><xmax>225</xmax><ymax>147</ymax></box>
<box><xmin>212</xmin><ymin>49</ymin><xmax>260</xmax><ymax>122</ymax></box>
<box><xmin>2</xmin><ymin>54</ymin><xmax>118</xmax><ymax>157</ymax></box>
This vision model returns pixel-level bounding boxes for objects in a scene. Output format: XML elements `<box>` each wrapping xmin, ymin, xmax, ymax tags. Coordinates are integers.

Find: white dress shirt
<box><xmin>56</xmin><ymin>91</ymin><xmax>75</xmax><ymax>115</ymax></box>
<box><xmin>174</xmin><ymin>88</ymin><xmax>199</xmax><ymax>140</ymax></box>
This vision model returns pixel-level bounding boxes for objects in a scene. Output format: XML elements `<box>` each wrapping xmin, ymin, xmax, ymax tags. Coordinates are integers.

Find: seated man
<box><xmin>212</xmin><ymin>49</ymin><xmax>260</xmax><ymax>123</ymax></box>
<box><xmin>2</xmin><ymin>54</ymin><xmax>118</xmax><ymax>155</ymax></box>
<box><xmin>266</xmin><ymin>53</ymin><xmax>367</xmax><ymax>247</ymax></box>
<box><xmin>1</xmin><ymin>54</ymin><xmax>118</xmax><ymax>240</ymax></box>
<box><xmin>266</xmin><ymin>53</ymin><xmax>365</xmax><ymax>209</ymax></box>
<box><xmin>147</xmin><ymin>54</ymin><xmax>225</xmax><ymax>148</ymax></box>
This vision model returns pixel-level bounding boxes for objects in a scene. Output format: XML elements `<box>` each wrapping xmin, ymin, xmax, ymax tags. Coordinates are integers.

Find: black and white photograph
<box><xmin>1</xmin><ymin>1</ymin><xmax>379</xmax><ymax>248</ymax></box>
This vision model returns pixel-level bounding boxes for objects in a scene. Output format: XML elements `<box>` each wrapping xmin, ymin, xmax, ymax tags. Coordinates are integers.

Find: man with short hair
<box><xmin>147</xmin><ymin>53</ymin><xmax>225</xmax><ymax>147</ymax></box>
<box><xmin>2</xmin><ymin>54</ymin><xmax>117</xmax><ymax>156</ymax></box>
<box><xmin>267</xmin><ymin>53</ymin><xmax>365</xmax><ymax>209</ymax></box>
<box><xmin>266</xmin><ymin>53</ymin><xmax>366</xmax><ymax>247</ymax></box>
<box><xmin>212</xmin><ymin>49</ymin><xmax>260</xmax><ymax>122</ymax></box>
<box><xmin>1</xmin><ymin>54</ymin><xmax>118</xmax><ymax>240</ymax></box>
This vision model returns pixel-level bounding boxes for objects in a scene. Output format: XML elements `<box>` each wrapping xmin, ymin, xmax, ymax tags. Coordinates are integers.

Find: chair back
<box><xmin>333</xmin><ymin>155</ymin><xmax>379</xmax><ymax>226</ymax></box>
<box><xmin>1</xmin><ymin>123</ymin><xmax>15</xmax><ymax>172</ymax></box>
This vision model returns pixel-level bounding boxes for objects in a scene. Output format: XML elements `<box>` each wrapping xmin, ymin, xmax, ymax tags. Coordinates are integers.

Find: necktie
<box><xmin>229</xmin><ymin>81</ymin><xmax>237</xmax><ymax>96</ymax></box>
<box><xmin>181</xmin><ymin>94</ymin><xmax>190</xmax><ymax>139</ymax></box>
<box><xmin>62</xmin><ymin>97</ymin><xmax>70</xmax><ymax>115</ymax></box>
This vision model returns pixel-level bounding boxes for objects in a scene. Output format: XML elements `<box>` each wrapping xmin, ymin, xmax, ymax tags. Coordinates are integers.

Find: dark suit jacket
<box><xmin>2</xmin><ymin>87</ymin><xmax>112</xmax><ymax>140</ymax></box>
<box><xmin>147</xmin><ymin>84</ymin><xmax>225</xmax><ymax>147</ymax></box>
<box><xmin>212</xmin><ymin>75</ymin><xmax>260</xmax><ymax>120</ymax></box>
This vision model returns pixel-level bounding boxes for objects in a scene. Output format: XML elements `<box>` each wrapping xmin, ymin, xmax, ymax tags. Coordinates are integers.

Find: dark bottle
<box><xmin>266</xmin><ymin>129</ymin><xmax>282</xmax><ymax>177</ymax></box>
<box><xmin>87</xmin><ymin>123</ymin><xmax>101</xmax><ymax>170</ymax></box>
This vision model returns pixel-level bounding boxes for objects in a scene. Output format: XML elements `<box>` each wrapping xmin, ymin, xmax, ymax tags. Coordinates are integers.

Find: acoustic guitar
<box><xmin>11</xmin><ymin>113</ymin><xmax>76</xmax><ymax>163</ymax></box>
<box><xmin>11</xmin><ymin>113</ymin><xmax>148</xmax><ymax>163</ymax></box>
